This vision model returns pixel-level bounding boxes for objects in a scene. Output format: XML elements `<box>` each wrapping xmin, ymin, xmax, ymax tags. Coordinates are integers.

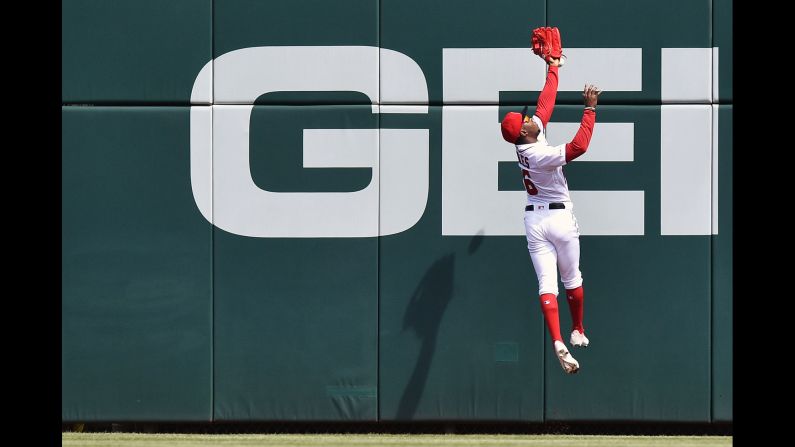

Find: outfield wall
<box><xmin>62</xmin><ymin>0</ymin><xmax>732</xmax><ymax>422</ymax></box>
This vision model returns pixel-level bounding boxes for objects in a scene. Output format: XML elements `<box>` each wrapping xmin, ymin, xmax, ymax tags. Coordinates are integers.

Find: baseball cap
<box><xmin>500</xmin><ymin>105</ymin><xmax>528</xmax><ymax>144</ymax></box>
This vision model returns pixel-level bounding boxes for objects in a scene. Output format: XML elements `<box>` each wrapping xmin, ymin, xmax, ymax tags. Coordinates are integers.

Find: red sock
<box><xmin>566</xmin><ymin>286</ymin><xmax>585</xmax><ymax>333</ymax></box>
<box><xmin>539</xmin><ymin>293</ymin><xmax>563</xmax><ymax>343</ymax></box>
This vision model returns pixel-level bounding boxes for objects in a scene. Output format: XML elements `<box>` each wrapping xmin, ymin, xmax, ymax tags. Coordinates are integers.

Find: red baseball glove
<box><xmin>531</xmin><ymin>27</ymin><xmax>564</xmax><ymax>65</ymax></box>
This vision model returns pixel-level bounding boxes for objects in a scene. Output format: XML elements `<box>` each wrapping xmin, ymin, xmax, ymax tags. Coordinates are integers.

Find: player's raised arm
<box><xmin>565</xmin><ymin>84</ymin><xmax>601</xmax><ymax>162</ymax></box>
<box><xmin>534</xmin><ymin>61</ymin><xmax>560</xmax><ymax>127</ymax></box>
<box><xmin>529</xmin><ymin>26</ymin><xmax>564</xmax><ymax>127</ymax></box>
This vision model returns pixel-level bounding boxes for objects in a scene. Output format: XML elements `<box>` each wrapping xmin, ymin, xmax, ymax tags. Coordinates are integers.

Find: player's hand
<box><xmin>548</xmin><ymin>57</ymin><xmax>561</xmax><ymax>67</ymax></box>
<box><xmin>583</xmin><ymin>84</ymin><xmax>602</xmax><ymax>108</ymax></box>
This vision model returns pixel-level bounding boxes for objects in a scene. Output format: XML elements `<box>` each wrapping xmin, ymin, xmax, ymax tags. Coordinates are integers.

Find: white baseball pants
<box><xmin>524</xmin><ymin>205</ymin><xmax>583</xmax><ymax>296</ymax></box>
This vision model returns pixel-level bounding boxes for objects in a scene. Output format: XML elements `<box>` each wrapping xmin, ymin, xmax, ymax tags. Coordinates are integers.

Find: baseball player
<box><xmin>500</xmin><ymin>37</ymin><xmax>600</xmax><ymax>374</ymax></box>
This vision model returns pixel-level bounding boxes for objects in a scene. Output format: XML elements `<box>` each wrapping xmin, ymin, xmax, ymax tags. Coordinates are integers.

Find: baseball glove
<box><xmin>531</xmin><ymin>27</ymin><xmax>564</xmax><ymax>65</ymax></box>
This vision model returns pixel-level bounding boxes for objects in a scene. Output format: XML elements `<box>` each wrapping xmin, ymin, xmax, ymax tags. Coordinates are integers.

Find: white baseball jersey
<box><xmin>515</xmin><ymin>115</ymin><xmax>571</xmax><ymax>205</ymax></box>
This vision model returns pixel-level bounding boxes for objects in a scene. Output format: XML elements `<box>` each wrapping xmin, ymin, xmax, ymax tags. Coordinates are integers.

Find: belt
<box><xmin>526</xmin><ymin>203</ymin><xmax>565</xmax><ymax>211</ymax></box>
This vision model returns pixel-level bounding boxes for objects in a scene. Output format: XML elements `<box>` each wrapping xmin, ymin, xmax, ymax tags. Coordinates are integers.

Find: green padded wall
<box><xmin>62</xmin><ymin>107</ymin><xmax>212</xmax><ymax>420</ymax></box>
<box><xmin>712</xmin><ymin>105</ymin><xmax>732</xmax><ymax>421</ymax></box>
<box><xmin>62</xmin><ymin>0</ymin><xmax>212</xmax><ymax>104</ymax></box>
<box><xmin>547</xmin><ymin>0</ymin><xmax>712</xmax><ymax>104</ymax></box>
<box><xmin>714</xmin><ymin>0</ymin><xmax>733</xmax><ymax>103</ymax></box>
<box><xmin>212</xmin><ymin>104</ymin><xmax>379</xmax><ymax>420</ymax></box>
<box><xmin>380</xmin><ymin>0</ymin><xmax>545</xmax><ymax>105</ymax></box>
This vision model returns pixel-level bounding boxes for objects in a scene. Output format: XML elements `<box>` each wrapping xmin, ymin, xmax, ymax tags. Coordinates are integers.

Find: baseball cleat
<box><xmin>554</xmin><ymin>340</ymin><xmax>579</xmax><ymax>374</ymax></box>
<box><xmin>570</xmin><ymin>330</ymin><xmax>589</xmax><ymax>348</ymax></box>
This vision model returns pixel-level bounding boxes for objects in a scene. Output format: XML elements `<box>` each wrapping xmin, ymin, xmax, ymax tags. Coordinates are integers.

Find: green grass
<box><xmin>62</xmin><ymin>433</ymin><xmax>732</xmax><ymax>447</ymax></box>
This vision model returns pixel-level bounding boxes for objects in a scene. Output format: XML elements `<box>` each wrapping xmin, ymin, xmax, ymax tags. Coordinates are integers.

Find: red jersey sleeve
<box><xmin>565</xmin><ymin>109</ymin><xmax>596</xmax><ymax>162</ymax></box>
<box><xmin>534</xmin><ymin>65</ymin><xmax>559</xmax><ymax>128</ymax></box>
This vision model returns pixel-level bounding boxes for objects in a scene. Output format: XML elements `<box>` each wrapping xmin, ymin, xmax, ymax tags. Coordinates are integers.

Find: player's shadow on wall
<box><xmin>396</xmin><ymin>233</ymin><xmax>483</xmax><ymax>419</ymax></box>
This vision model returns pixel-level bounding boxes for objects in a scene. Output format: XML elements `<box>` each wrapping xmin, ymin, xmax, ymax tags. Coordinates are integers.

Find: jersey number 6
<box><xmin>522</xmin><ymin>169</ymin><xmax>539</xmax><ymax>195</ymax></box>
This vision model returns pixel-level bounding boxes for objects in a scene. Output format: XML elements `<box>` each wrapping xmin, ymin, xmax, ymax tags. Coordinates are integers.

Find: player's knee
<box><xmin>538</xmin><ymin>280</ymin><xmax>559</xmax><ymax>296</ymax></box>
<box><xmin>562</xmin><ymin>274</ymin><xmax>583</xmax><ymax>290</ymax></box>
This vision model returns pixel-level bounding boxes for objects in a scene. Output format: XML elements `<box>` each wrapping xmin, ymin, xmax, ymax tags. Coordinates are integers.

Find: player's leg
<box><xmin>551</xmin><ymin>210</ymin><xmax>588</xmax><ymax>347</ymax></box>
<box><xmin>566</xmin><ymin>286</ymin><xmax>588</xmax><ymax>347</ymax></box>
<box><xmin>527</xmin><ymin>244</ymin><xmax>562</xmax><ymax>343</ymax></box>
<box><xmin>525</xmin><ymin>213</ymin><xmax>579</xmax><ymax>373</ymax></box>
<box><xmin>525</xmin><ymin>212</ymin><xmax>561</xmax><ymax>341</ymax></box>
<box><xmin>528</xmin><ymin>246</ymin><xmax>579</xmax><ymax>374</ymax></box>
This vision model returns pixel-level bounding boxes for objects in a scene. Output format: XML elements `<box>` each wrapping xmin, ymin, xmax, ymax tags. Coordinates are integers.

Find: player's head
<box><xmin>501</xmin><ymin>106</ymin><xmax>540</xmax><ymax>144</ymax></box>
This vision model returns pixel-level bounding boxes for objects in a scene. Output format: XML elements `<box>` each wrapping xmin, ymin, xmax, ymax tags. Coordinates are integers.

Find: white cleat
<box><xmin>570</xmin><ymin>330</ymin><xmax>590</xmax><ymax>348</ymax></box>
<box><xmin>554</xmin><ymin>340</ymin><xmax>580</xmax><ymax>374</ymax></box>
